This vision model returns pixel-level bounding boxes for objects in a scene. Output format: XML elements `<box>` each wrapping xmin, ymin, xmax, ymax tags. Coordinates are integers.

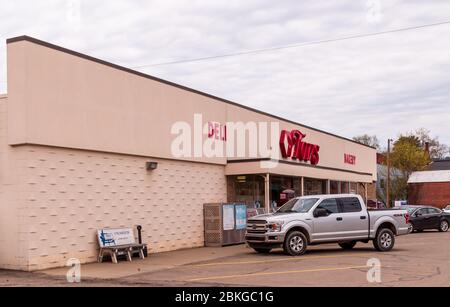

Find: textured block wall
<box><xmin>2</xmin><ymin>138</ymin><xmax>227</xmax><ymax>271</ymax></box>
<box><xmin>0</xmin><ymin>97</ymin><xmax>30</xmax><ymax>270</ymax></box>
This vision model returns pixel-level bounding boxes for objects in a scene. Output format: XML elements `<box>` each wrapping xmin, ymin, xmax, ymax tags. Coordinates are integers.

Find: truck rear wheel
<box><xmin>283</xmin><ymin>231</ymin><xmax>307</xmax><ymax>256</ymax></box>
<box><xmin>339</xmin><ymin>241</ymin><xmax>357</xmax><ymax>250</ymax></box>
<box><xmin>373</xmin><ymin>228</ymin><xmax>395</xmax><ymax>252</ymax></box>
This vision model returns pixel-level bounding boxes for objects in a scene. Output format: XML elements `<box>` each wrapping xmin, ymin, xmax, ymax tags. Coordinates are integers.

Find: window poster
<box><xmin>235</xmin><ymin>205</ymin><xmax>247</xmax><ymax>230</ymax></box>
<box><xmin>223</xmin><ymin>205</ymin><xmax>235</xmax><ymax>231</ymax></box>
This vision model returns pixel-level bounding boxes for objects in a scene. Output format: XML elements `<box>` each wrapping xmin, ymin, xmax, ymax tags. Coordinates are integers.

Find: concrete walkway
<box><xmin>41</xmin><ymin>244</ymin><xmax>250</xmax><ymax>280</ymax></box>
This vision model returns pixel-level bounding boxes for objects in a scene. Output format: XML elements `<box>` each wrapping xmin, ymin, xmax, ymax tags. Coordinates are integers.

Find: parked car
<box><xmin>245</xmin><ymin>194</ymin><xmax>410</xmax><ymax>256</ymax></box>
<box><xmin>443</xmin><ymin>205</ymin><xmax>450</xmax><ymax>214</ymax></box>
<box><xmin>405</xmin><ymin>205</ymin><xmax>450</xmax><ymax>233</ymax></box>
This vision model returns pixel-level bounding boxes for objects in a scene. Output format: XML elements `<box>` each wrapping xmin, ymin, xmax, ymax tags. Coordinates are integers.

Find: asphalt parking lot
<box><xmin>123</xmin><ymin>230</ymin><xmax>450</xmax><ymax>287</ymax></box>
<box><xmin>1</xmin><ymin>230</ymin><xmax>449</xmax><ymax>287</ymax></box>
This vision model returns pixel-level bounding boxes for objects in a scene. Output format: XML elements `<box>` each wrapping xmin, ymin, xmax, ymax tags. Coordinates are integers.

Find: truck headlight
<box><xmin>267</xmin><ymin>222</ymin><xmax>284</xmax><ymax>232</ymax></box>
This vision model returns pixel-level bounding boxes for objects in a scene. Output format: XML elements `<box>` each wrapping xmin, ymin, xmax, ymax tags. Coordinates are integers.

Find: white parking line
<box><xmin>190</xmin><ymin>253</ymin><xmax>373</xmax><ymax>268</ymax></box>
<box><xmin>188</xmin><ymin>265</ymin><xmax>369</xmax><ymax>282</ymax></box>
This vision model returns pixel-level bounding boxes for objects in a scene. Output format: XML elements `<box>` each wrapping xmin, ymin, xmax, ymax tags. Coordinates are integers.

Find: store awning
<box><xmin>226</xmin><ymin>159</ymin><xmax>376</xmax><ymax>183</ymax></box>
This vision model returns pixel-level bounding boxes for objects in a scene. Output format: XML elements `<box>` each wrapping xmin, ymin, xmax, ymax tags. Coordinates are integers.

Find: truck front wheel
<box><xmin>373</xmin><ymin>228</ymin><xmax>395</xmax><ymax>252</ymax></box>
<box><xmin>283</xmin><ymin>231</ymin><xmax>307</xmax><ymax>256</ymax></box>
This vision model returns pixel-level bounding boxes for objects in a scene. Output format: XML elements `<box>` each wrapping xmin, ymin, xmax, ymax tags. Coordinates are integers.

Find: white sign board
<box><xmin>223</xmin><ymin>205</ymin><xmax>235</xmax><ymax>231</ymax></box>
<box><xmin>97</xmin><ymin>228</ymin><xmax>136</xmax><ymax>247</ymax></box>
<box><xmin>395</xmin><ymin>200</ymin><xmax>407</xmax><ymax>207</ymax></box>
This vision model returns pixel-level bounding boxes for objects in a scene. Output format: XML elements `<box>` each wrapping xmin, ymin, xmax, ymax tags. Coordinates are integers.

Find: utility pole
<box><xmin>386</xmin><ymin>139</ymin><xmax>393</xmax><ymax>208</ymax></box>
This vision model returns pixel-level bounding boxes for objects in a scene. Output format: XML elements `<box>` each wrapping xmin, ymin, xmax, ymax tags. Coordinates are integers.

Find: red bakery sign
<box><xmin>344</xmin><ymin>154</ymin><xmax>356</xmax><ymax>165</ymax></box>
<box><xmin>280</xmin><ymin>130</ymin><xmax>320</xmax><ymax>165</ymax></box>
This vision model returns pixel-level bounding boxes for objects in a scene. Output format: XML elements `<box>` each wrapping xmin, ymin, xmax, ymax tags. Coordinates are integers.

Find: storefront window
<box><xmin>228</xmin><ymin>175</ymin><xmax>265</xmax><ymax>208</ymax></box>
<box><xmin>270</xmin><ymin>176</ymin><xmax>301</xmax><ymax>209</ymax></box>
<box><xmin>349</xmin><ymin>182</ymin><xmax>357</xmax><ymax>194</ymax></box>
<box><xmin>340</xmin><ymin>181</ymin><xmax>349</xmax><ymax>194</ymax></box>
<box><xmin>330</xmin><ymin>181</ymin><xmax>339</xmax><ymax>194</ymax></box>
<box><xmin>304</xmin><ymin>178</ymin><xmax>327</xmax><ymax>195</ymax></box>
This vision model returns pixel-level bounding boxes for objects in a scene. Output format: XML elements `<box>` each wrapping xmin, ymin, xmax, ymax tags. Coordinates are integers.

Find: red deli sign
<box><xmin>280</xmin><ymin>130</ymin><xmax>320</xmax><ymax>165</ymax></box>
<box><xmin>208</xmin><ymin>122</ymin><xmax>227</xmax><ymax>141</ymax></box>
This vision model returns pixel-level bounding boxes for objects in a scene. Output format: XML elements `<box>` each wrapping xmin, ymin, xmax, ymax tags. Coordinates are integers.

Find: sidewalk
<box><xmin>41</xmin><ymin>244</ymin><xmax>249</xmax><ymax>280</ymax></box>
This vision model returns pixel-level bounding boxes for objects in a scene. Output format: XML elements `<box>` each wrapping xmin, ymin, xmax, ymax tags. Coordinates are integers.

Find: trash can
<box><xmin>204</xmin><ymin>203</ymin><xmax>248</xmax><ymax>247</ymax></box>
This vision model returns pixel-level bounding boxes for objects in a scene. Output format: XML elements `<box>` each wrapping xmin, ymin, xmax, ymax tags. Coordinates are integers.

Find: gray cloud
<box><xmin>0</xmin><ymin>0</ymin><xmax>449</xmax><ymax>146</ymax></box>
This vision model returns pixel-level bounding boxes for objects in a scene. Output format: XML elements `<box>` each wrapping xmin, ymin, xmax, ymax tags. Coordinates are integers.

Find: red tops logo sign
<box><xmin>280</xmin><ymin>130</ymin><xmax>320</xmax><ymax>165</ymax></box>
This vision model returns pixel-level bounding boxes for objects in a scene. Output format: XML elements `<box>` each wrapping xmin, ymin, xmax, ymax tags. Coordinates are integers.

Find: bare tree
<box><xmin>414</xmin><ymin>128</ymin><xmax>448</xmax><ymax>159</ymax></box>
<box><xmin>353</xmin><ymin>134</ymin><xmax>380</xmax><ymax>150</ymax></box>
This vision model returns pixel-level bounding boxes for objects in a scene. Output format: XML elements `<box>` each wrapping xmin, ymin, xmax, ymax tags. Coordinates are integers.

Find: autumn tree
<box><xmin>390</xmin><ymin>135</ymin><xmax>430</xmax><ymax>177</ymax></box>
<box><xmin>378</xmin><ymin>132</ymin><xmax>431</xmax><ymax>206</ymax></box>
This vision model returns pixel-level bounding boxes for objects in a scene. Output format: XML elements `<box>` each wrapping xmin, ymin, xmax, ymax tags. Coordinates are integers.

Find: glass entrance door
<box><xmin>270</xmin><ymin>176</ymin><xmax>301</xmax><ymax>210</ymax></box>
<box><xmin>228</xmin><ymin>175</ymin><xmax>265</xmax><ymax>208</ymax></box>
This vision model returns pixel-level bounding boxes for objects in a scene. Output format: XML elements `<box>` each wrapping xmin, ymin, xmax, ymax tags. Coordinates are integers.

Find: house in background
<box><xmin>408</xmin><ymin>159</ymin><xmax>450</xmax><ymax>209</ymax></box>
<box><xmin>375</xmin><ymin>153</ymin><xmax>403</xmax><ymax>206</ymax></box>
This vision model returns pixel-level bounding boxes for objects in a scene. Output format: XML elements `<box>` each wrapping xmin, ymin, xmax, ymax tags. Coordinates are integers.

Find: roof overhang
<box><xmin>408</xmin><ymin>170</ymin><xmax>450</xmax><ymax>184</ymax></box>
<box><xmin>226</xmin><ymin>159</ymin><xmax>375</xmax><ymax>183</ymax></box>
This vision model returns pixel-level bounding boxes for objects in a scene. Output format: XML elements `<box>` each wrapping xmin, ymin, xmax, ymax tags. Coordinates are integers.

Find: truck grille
<box><xmin>247</xmin><ymin>220</ymin><xmax>267</xmax><ymax>234</ymax></box>
<box><xmin>245</xmin><ymin>236</ymin><xmax>266</xmax><ymax>242</ymax></box>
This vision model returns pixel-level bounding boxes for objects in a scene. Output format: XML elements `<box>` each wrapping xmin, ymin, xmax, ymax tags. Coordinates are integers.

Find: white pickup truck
<box><xmin>246</xmin><ymin>194</ymin><xmax>410</xmax><ymax>256</ymax></box>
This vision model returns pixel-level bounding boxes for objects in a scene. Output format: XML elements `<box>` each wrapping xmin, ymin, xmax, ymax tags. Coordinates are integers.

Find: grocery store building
<box><xmin>0</xmin><ymin>36</ymin><xmax>377</xmax><ymax>271</ymax></box>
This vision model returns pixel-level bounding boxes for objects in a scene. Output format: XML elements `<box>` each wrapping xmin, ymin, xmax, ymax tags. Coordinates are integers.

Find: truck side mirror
<box><xmin>314</xmin><ymin>208</ymin><xmax>329</xmax><ymax>218</ymax></box>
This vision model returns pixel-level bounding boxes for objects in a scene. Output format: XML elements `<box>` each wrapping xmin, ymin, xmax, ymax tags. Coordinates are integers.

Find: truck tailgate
<box><xmin>368</xmin><ymin>209</ymin><xmax>409</xmax><ymax>238</ymax></box>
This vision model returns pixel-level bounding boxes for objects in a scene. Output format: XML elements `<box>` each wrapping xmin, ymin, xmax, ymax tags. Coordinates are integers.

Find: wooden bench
<box><xmin>97</xmin><ymin>228</ymin><xmax>147</xmax><ymax>264</ymax></box>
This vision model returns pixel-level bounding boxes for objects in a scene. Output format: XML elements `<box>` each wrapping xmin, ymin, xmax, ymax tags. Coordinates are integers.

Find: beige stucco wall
<box><xmin>23</xmin><ymin>146</ymin><xmax>226</xmax><ymax>271</ymax></box>
<box><xmin>7</xmin><ymin>39</ymin><xmax>228</xmax><ymax>165</ymax></box>
<box><xmin>1</xmin><ymin>96</ymin><xmax>226</xmax><ymax>270</ymax></box>
<box><xmin>4</xmin><ymin>146</ymin><xmax>226</xmax><ymax>271</ymax></box>
<box><xmin>6</xmin><ymin>37</ymin><xmax>376</xmax><ymax>181</ymax></box>
<box><xmin>0</xmin><ymin>96</ymin><xmax>29</xmax><ymax>270</ymax></box>
<box><xmin>1</xmin><ymin>36</ymin><xmax>377</xmax><ymax>271</ymax></box>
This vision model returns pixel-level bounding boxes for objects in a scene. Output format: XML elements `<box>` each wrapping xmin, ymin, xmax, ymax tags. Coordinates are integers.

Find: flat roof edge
<box><xmin>227</xmin><ymin>158</ymin><xmax>374</xmax><ymax>176</ymax></box>
<box><xmin>6</xmin><ymin>35</ymin><xmax>376</xmax><ymax>150</ymax></box>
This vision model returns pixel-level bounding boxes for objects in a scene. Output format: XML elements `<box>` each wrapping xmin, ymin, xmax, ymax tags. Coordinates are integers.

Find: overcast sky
<box><xmin>1</xmin><ymin>0</ymin><xmax>449</xmax><ymax>147</ymax></box>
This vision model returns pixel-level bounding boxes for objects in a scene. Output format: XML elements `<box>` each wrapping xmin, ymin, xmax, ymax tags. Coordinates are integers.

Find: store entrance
<box><xmin>270</xmin><ymin>176</ymin><xmax>301</xmax><ymax>211</ymax></box>
<box><xmin>228</xmin><ymin>174</ymin><xmax>352</xmax><ymax>213</ymax></box>
<box><xmin>228</xmin><ymin>174</ymin><xmax>266</xmax><ymax>208</ymax></box>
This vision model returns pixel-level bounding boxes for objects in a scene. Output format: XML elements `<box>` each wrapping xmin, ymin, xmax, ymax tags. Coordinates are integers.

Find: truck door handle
<box><xmin>336</xmin><ymin>217</ymin><xmax>343</xmax><ymax>221</ymax></box>
<box><xmin>360</xmin><ymin>216</ymin><xmax>367</xmax><ymax>220</ymax></box>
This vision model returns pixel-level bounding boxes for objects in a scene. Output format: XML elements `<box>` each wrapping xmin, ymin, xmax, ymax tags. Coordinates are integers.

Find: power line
<box><xmin>132</xmin><ymin>20</ymin><xmax>450</xmax><ymax>69</ymax></box>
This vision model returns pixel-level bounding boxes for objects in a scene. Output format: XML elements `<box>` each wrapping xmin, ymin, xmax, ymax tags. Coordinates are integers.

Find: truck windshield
<box><xmin>277</xmin><ymin>198</ymin><xmax>319</xmax><ymax>213</ymax></box>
